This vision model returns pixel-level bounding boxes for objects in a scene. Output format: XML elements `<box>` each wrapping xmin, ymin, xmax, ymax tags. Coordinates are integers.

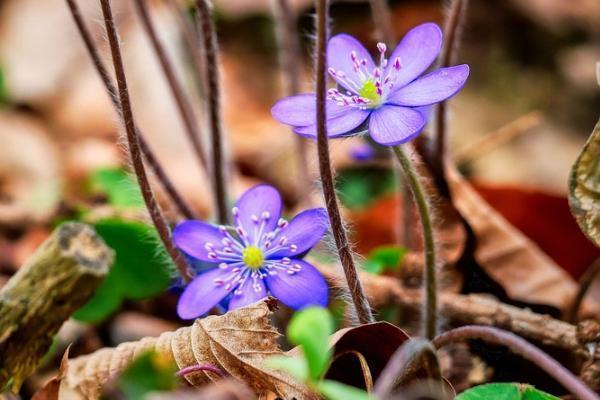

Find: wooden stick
<box><xmin>317</xmin><ymin>265</ymin><xmax>582</xmax><ymax>352</ymax></box>
<box><xmin>0</xmin><ymin>222</ymin><xmax>113</xmax><ymax>390</ymax></box>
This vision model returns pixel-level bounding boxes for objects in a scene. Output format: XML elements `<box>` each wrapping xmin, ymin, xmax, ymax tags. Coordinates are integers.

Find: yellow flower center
<box><xmin>242</xmin><ymin>246</ymin><xmax>264</xmax><ymax>270</ymax></box>
<box><xmin>358</xmin><ymin>79</ymin><xmax>381</xmax><ymax>105</ymax></box>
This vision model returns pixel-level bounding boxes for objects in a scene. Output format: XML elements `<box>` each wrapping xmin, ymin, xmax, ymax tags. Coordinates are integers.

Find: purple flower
<box><xmin>173</xmin><ymin>185</ymin><xmax>329</xmax><ymax>319</ymax></box>
<box><xmin>271</xmin><ymin>23</ymin><xmax>469</xmax><ymax>146</ymax></box>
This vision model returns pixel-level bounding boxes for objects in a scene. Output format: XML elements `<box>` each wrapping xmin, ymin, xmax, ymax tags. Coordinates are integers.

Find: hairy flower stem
<box><xmin>273</xmin><ymin>0</ymin><xmax>312</xmax><ymax>207</ymax></box>
<box><xmin>431</xmin><ymin>0</ymin><xmax>469</xmax><ymax>198</ymax></box>
<box><xmin>176</xmin><ymin>363</ymin><xmax>226</xmax><ymax>378</ymax></box>
<box><xmin>65</xmin><ymin>0</ymin><xmax>195</xmax><ymax>220</ymax></box>
<box><xmin>392</xmin><ymin>145</ymin><xmax>436</xmax><ymax>339</ymax></box>
<box><xmin>315</xmin><ymin>0</ymin><xmax>373</xmax><ymax>325</ymax></box>
<box><xmin>433</xmin><ymin>326</ymin><xmax>600</xmax><ymax>400</ymax></box>
<box><xmin>195</xmin><ymin>0</ymin><xmax>229</xmax><ymax>224</ymax></box>
<box><xmin>99</xmin><ymin>0</ymin><xmax>192</xmax><ymax>282</ymax></box>
<box><xmin>374</xmin><ymin>339</ymin><xmax>441</xmax><ymax>398</ymax></box>
<box><xmin>132</xmin><ymin>0</ymin><xmax>209</xmax><ymax>173</ymax></box>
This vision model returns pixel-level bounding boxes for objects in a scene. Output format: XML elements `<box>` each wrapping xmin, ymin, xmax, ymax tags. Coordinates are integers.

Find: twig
<box><xmin>433</xmin><ymin>326</ymin><xmax>600</xmax><ymax>400</ymax></box>
<box><xmin>315</xmin><ymin>0</ymin><xmax>373</xmax><ymax>325</ymax></box>
<box><xmin>392</xmin><ymin>146</ymin><xmax>437</xmax><ymax>339</ymax></box>
<box><xmin>431</xmin><ymin>0</ymin><xmax>469</xmax><ymax>198</ymax></box>
<box><xmin>132</xmin><ymin>0</ymin><xmax>209</xmax><ymax>174</ymax></box>
<box><xmin>565</xmin><ymin>258</ymin><xmax>600</xmax><ymax>323</ymax></box>
<box><xmin>0</xmin><ymin>223</ymin><xmax>113</xmax><ymax>390</ymax></box>
<box><xmin>99</xmin><ymin>0</ymin><xmax>192</xmax><ymax>281</ymax></box>
<box><xmin>453</xmin><ymin>111</ymin><xmax>542</xmax><ymax>165</ymax></box>
<box><xmin>195</xmin><ymin>0</ymin><xmax>229</xmax><ymax>224</ymax></box>
<box><xmin>65</xmin><ymin>0</ymin><xmax>195</xmax><ymax>220</ymax></box>
<box><xmin>316</xmin><ymin>265</ymin><xmax>583</xmax><ymax>352</ymax></box>
<box><xmin>374</xmin><ymin>339</ymin><xmax>441</xmax><ymax>398</ymax></box>
<box><xmin>272</xmin><ymin>0</ymin><xmax>312</xmax><ymax>207</ymax></box>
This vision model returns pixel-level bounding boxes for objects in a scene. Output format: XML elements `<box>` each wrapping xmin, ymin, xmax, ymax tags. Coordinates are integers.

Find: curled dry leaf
<box><xmin>446</xmin><ymin>165</ymin><xmax>598</xmax><ymax>315</ymax></box>
<box><xmin>62</xmin><ymin>298</ymin><xmax>313</xmax><ymax>400</ymax></box>
<box><xmin>32</xmin><ymin>345</ymin><xmax>71</xmax><ymax>400</ymax></box>
<box><xmin>568</xmin><ymin>117</ymin><xmax>600</xmax><ymax>248</ymax></box>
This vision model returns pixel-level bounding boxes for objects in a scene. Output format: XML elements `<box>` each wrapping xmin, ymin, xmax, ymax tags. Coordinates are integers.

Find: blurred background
<box><xmin>0</xmin><ymin>0</ymin><xmax>599</xmax><ymax>395</ymax></box>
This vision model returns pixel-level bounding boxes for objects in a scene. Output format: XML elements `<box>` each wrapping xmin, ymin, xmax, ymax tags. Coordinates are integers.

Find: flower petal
<box><xmin>385</xmin><ymin>23</ymin><xmax>442</xmax><ymax>88</ymax></box>
<box><xmin>328</xmin><ymin>34</ymin><xmax>375</xmax><ymax>92</ymax></box>
<box><xmin>294</xmin><ymin>108</ymin><xmax>370</xmax><ymax>139</ymax></box>
<box><xmin>227</xmin><ymin>275</ymin><xmax>268</xmax><ymax>310</ymax></box>
<box><xmin>271</xmin><ymin>94</ymin><xmax>350</xmax><ymax>127</ymax></box>
<box><xmin>173</xmin><ymin>220</ymin><xmax>225</xmax><ymax>262</ymax></box>
<box><xmin>387</xmin><ymin>65</ymin><xmax>469</xmax><ymax>106</ymax></box>
<box><xmin>234</xmin><ymin>185</ymin><xmax>282</xmax><ymax>237</ymax></box>
<box><xmin>267</xmin><ymin>208</ymin><xmax>329</xmax><ymax>259</ymax></box>
<box><xmin>177</xmin><ymin>268</ymin><xmax>233</xmax><ymax>319</ymax></box>
<box><xmin>265</xmin><ymin>259</ymin><xmax>328</xmax><ymax>309</ymax></box>
<box><xmin>368</xmin><ymin>105</ymin><xmax>426</xmax><ymax>146</ymax></box>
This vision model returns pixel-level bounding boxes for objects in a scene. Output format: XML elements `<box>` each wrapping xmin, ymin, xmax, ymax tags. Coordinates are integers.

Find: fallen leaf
<box><xmin>323</xmin><ymin>322</ymin><xmax>410</xmax><ymax>391</ymax></box>
<box><xmin>63</xmin><ymin>298</ymin><xmax>313</xmax><ymax>399</ymax></box>
<box><xmin>447</xmin><ymin>165</ymin><xmax>597</xmax><ymax>314</ymax></box>
<box><xmin>568</xmin><ymin>117</ymin><xmax>600</xmax><ymax>248</ymax></box>
<box><xmin>32</xmin><ymin>346</ymin><xmax>71</xmax><ymax>400</ymax></box>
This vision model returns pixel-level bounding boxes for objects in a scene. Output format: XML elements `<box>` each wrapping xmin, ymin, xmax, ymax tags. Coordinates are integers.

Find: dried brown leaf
<box><xmin>62</xmin><ymin>299</ymin><xmax>312</xmax><ymax>399</ymax></box>
<box><xmin>446</xmin><ymin>165</ymin><xmax>598</xmax><ymax>314</ymax></box>
<box><xmin>569</xmin><ymin>117</ymin><xmax>600</xmax><ymax>248</ymax></box>
<box><xmin>32</xmin><ymin>345</ymin><xmax>71</xmax><ymax>400</ymax></box>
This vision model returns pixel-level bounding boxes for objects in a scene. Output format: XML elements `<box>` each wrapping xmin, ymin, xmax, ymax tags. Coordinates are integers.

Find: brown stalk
<box><xmin>374</xmin><ymin>339</ymin><xmax>441</xmax><ymax>398</ymax></box>
<box><xmin>65</xmin><ymin>0</ymin><xmax>195</xmax><ymax>220</ymax></box>
<box><xmin>432</xmin><ymin>0</ymin><xmax>469</xmax><ymax>198</ymax></box>
<box><xmin>565</xmin><ymin>258</ymin><xmax>600</xmax><ymax>323</ymax></box>
<box><xmin>315</xmin><ymin>0</ymin><xmax>373</xmax><ymax>325</ymax></box>
<box><xmin>132</xmin><ymin>0</ymin><xmax>209</xmax><ymax>175</ymax></box>
<box><xmin>433</xmin><ymin>326</ymin><xmax>599</xmax><ymax>400</ymax></box>
<box><xmin>99</xmin><ymin>0</ymin><xmax>192</xmax><ymax>281</ymax></box>
<box><xmin>195</xmin><ymin>0</ymin><xmax>229</xmax><ymax>224</ymax></box>
<box><xmin>272</xmin><ymin>0</ymin><xmax>313</xmax><ymax>206</ymax></box>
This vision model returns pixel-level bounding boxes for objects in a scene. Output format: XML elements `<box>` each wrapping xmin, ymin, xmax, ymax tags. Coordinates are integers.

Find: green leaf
<box><xmin>456</xmin><ymin>383</ymin><xmax>560</xmax><ymax>400</ymax></box>
<box><xmin>362</xmin><ymin>245</ymin><xmax>406</xmax><ymax>274</ymax></box>
<box><xmin>288</xmin><ymin>307</ymin><xmax>334</xmax><ymax>380</ymax></box>
<box><xmin>90</xmin><ymin>168</ymin><xmax>143</xmax><ymax>210</ymax></box>
<box><xmin>117</xmin><ymin>350</ymin><xmax>177</xmax><ymax>400</ymax></box>
<box><xmin>316</xmin><ymin>380</ymin><xmax>374</xmax><ymax>400</ymax></box>
<box><xmin>336</xmin><ymin>166</ymin><xmax>396</xmax><ymax>209</ymax></box>
<box><xmin>264</xmin><ymin>355</ymin><xmax>309</xmax><ymax>382</ymax></box>
<box><xmin>568</xmin><ymin>117</ymin><xmax>600</xmax><ymax>248</ymax></box>
<box><xmin>74</xmin><ymin>219</ymin><xmax>173</xmax><ymax>323</ymax></box>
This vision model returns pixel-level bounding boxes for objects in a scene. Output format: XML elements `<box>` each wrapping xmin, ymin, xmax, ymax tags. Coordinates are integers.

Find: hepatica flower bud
<box><xmin>173</xmin><ymin>184</ymin><xmax>329</xmax><ymax>319</ymax></box>
<box><xmin>271</xmin><ymin>23</ymin><xmax>470</xmax><ymax>146</ymax></box>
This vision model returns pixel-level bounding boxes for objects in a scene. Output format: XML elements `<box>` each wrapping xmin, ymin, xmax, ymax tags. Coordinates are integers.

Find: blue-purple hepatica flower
<box><xmin>173</xmin><ymin>184</ymin><xmax>329</xmax><ymax>319</ymax></box>
<box><xmin>271</xmin><ymin>23</ymin><xmax>470</xmax><ymax>146</ymax></box>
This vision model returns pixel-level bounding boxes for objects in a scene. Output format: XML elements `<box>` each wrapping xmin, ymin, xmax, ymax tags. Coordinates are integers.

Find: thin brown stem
<box><xmin>433</xmin><ymin>326</ymin><xmax>600</xmax><ymax>400</ymax></box>
<box><xmin>393</xmin><ymin>146</ymin><xmax>437</xmax><ymax>339</ymax></box>
<box><xmin>65</xmin><ymin>0</ymin><xmax>195</xmax><ymax>220</ymax></box>
<box><xmin>315</xmin><ymin>0</ymin><xmax>373</xmax><ymax>325</ymax></box>
<box><xmin>176</xmin><ymin>363</ymin><xmax>226</xmax><ymax>378</ymax></box>
<box><xmin>132</xmin><ymin>0</ymin><xmax>209</xmax><ymax>176</ymax></box>
<box><xmin>565</xmin><ymin>258</ymin><xmax>600</xmax><ymax>323</ymax></box>
<box><xmin>432</xmin><ymin>0</ymin><xmax>469</xmax><ymax>198</ymax></box>
<box><xmin>164</xmin><ymin>0</ymin><xmax>206</xmax><ymax>98</ymax></box>
<box><xmin>99</xmin><ymin>0</ymin><xmax>192</xmax><ymax>281</ymax></box>
<box><xmin>195</xmin><ymin>0</ymin><xmax>229</xmax><ymax>224</ymax></box>
<box><xmin>374</xmin><ymin>339</ymin><xmax>441</xmax><ymax>398</ymax></box>
<box><xmin>272</xmin><ymin>0</ymin><xmax>312</xmax><ymax>207</ymax></box>
<box><xmin>368</xmin><ymin>0</ymin><xmax>394</xmax><ymax>45</ymax></box>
